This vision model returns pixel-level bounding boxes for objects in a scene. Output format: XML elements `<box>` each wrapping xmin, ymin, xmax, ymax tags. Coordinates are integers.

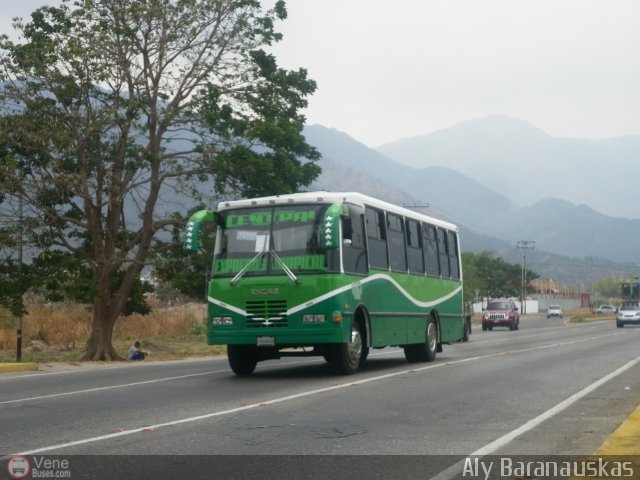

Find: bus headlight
<box><xmin>303</xmin><ymin>314</ymin><xmax>326</xmax><ymax>323</ymax></box>
<box><xmin>212</xmin><ymin>316</ymin><xmax>233</xmax><ymax>325</ymax></box>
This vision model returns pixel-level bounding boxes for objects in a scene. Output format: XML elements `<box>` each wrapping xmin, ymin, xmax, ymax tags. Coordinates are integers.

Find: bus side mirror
<box><xmin>183</xmin><ymin>209</ymin><xmax>216</xmax><ymax>253</ymax></box>
<box><xmin>321</xmin><ymin>203</ymin><xmax>348</xmax><ymax>250</ymax></box>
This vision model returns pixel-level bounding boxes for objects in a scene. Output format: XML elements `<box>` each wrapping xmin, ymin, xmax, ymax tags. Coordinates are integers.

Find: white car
<box><xmin>616</xmin><ymin>302</ymin><xmax>640</xmax><ymax>328</ymax></box>
<box><xmin>546</xmin><ymin>305</ymin><xmax>563</xmax><ymax>318</ymax></box>
<box><xmin>596</xmin><ymin>305</ymin><xmax>617</xmax><ymax>314</ymax></box>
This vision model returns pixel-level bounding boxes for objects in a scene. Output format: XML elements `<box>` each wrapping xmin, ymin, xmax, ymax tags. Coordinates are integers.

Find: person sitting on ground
<box><xmin>127</xmin><ymin>341</ymin><xmax>146</xmax><ymax>361</ymax></box>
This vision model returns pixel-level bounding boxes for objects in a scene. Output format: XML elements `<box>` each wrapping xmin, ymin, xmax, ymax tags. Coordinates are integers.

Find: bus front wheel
<box><xmin>227</xmin><ymin>344</ymin><xmax>258</xmax><ymax>376</ymax></box>
<box><xmin>330</xmin><ymin>321</ymin><xmax>363</xmax><ymax>374</ymax></box>
<box><xmin>404</xmin><ymin>316</ymin><xmax>438</xmax><ymax>363</ymax></box>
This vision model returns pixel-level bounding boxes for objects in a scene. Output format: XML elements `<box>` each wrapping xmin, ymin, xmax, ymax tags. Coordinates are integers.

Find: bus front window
<box><xmin>213</xmin><ymin>205</ymin><xmax>337</xmax><ymax>277</ymax></box>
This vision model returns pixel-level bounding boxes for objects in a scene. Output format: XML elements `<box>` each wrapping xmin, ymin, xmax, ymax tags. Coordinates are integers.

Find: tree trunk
<box><xmin>81</xmin><ymin>294</ymin><xmax>123</xmax><ymax>361</ymax></box>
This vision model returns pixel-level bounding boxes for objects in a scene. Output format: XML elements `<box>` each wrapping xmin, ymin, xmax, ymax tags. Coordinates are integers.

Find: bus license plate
<box><xmin>256</xmin><ymin>336</ymin><xmax>275</xmax><ymax>347</ymax></box>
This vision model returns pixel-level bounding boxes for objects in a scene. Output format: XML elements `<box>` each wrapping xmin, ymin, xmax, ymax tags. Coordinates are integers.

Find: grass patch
<box><xmin>0</xmin><ymin>301</ymin><xmax>226</xmax><ymax>363</ymax></box>
<box><xmin>568</xmin><ymin>308</ymin><xmax>616</xmax><ymax>324</ymax></box>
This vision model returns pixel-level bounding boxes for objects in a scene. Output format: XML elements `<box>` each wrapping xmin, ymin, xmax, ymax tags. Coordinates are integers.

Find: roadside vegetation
<box><xmin>0</xmin><ymin>300</ymin><xmax>225</xmax><ymax>363</ymax></box>
<box><xmin>568</xmin><ymin>307</ymin><xmax>617</xmax><ymax>324</ymax></box>
<box><xmin>462</xmin><ymin>251</ymin><xmax>538</xmax><ymax>303</ymax></box>
<box><xmin>0</xmin><ymin>0</ymin><xmax>320</xmax><ymax>361</ymax></box>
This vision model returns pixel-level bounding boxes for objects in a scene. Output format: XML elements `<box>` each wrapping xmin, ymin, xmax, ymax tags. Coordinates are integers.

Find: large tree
<box><xmin>0</xmin><ymin>0</ymin><xmax>320</xmax><ymax>360</ymax></box>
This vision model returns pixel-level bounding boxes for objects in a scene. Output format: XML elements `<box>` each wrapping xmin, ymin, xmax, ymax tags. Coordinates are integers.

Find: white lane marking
<box><xmin>431</xmin><ymin>353</ymin><xmax>640</xmax><ymax>480</ymax></box>
<box><xmin>472</xmin><ymin>354</ymin><xmax>640</xmax><ymax>456</ymax></box>
<box><xmin>2</xmin><ymin>330</ymin><xmax>625</xmax><ymax>405</ymax></box>
<box><xmin>9</xmin><ymin>330</ymin><xmax>632</xmax><ymax>456</ymax></box>
<box><xmin>0</xmin><ymin>371</ymin><xmax>219</xmax><ymax>405</ymax></box>
<box><xmin>0</xmin><ymin>351</ymin><xmax>401</xmax><ymax>405</ymax></box>
<box><xmin>0</xmin><ymin>357</ymin><xmax>218</xmax><ymax>380</ymax></box>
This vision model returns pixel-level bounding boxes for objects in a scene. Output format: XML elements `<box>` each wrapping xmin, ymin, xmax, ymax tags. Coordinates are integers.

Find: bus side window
<box><xmin>448</xmin><ymin>231</ymin><xmax>460</xmax><ymax>280</ymax></box>
<box><xmin>406</xmin><ymin>218</ymin><xmax>424</xmax><ymax>275</ymax></box>
<box><xmin>365</xmin><ymin>206</ymin><xmax>389</xmax><ymax>270</ymax></box>
<box><xmin>343</xmin><ymin>205</ymin><xmax>367</xmax><ymax>274</ymax></box>
<box><xmin>387</xmin><ymin>213</ymin><xmax>407</xmax><ymax>272</ymax></box>
<box><xmin>437</xmin><ymin>227</ymin><xmax>450</xmax><ymax>278</ymax></box>
<box><xmin>423</xmin><ymin>223</ymin><xmax>440</xmax><ymax>277</ymax></box>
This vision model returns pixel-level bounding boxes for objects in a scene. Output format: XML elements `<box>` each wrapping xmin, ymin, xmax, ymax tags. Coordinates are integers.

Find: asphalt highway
<box><xmin>1</xmin><ymin>315</ymin><xmax>639</xmax><ymax>478</ymax></box>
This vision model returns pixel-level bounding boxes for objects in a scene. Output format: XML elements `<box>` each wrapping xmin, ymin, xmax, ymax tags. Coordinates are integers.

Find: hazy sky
<box><xmin>3</xmin><ymin>0</ymin><xmax>639</xmax><ymax>146</ymax></box>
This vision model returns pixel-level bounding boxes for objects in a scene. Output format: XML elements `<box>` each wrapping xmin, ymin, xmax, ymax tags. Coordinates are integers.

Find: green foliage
<box><xmin>593</xmin><ymin>276</ymin><xmax>627</xmax><ymax>298</ymax></box>
<box><xmin>200</xmin><ymin>49</ymin><xmax>320</xmax><ymax>198</ymax></box>
<box><xmin>0</xmin><ymin>258</ymin><xmax>32</xmax><ymax>317</ymax></box>
<box><xmin>191</xmin><ymin>323</ymin><xmax>207</xmax><ymax>335</ymax></box>
<box><xmin>0</xmin><ymin>0</ymin><xmax>319</xmax><ymax>359</ymax></box>
<box><xmin>118</xmin><ymin>272</ymin><xmax>154</xmax><ymax>316</ymax></box>
<box><xmin>463</xmin><ymin>251</ymin><xmax>539</xmax><ymax>301</ymax></box>
<box><xmin>151</xmin><ymin>208</ymin><xmax>214</xmax><ymax>300</ymax></box>
<box><xmin>31</xmin><ymin>251</ymin><xmax>96</xmax><ymax>303</ymax></box>
<box><xmin>30</xmin><ymin>250</ymin><xmax>153</xmax><ymax>315</ymax></box>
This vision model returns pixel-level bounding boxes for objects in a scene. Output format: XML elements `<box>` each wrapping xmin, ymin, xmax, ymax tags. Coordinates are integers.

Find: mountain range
<box><xmin>302</xmin><ymin>117</ymin><xmax>640</xmax><ymax>285</ymax></box>
<box><xmin>376</xmin><ymin>115</ymin><xmax>640</xmax><ymax>220</ymax></box>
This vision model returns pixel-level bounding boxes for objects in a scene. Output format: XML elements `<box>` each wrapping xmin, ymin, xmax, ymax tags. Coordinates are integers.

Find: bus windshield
<box><xmin>213</xmin><ymin>204</ymin><xmax>335</xmax><ymax>277</ymax></box>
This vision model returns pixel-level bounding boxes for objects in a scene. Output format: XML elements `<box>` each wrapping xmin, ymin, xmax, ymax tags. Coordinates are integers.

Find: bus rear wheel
<box><xmin>404</xmin><ymin>316</ymin><xmax>438</xmax><ymax>363</ymax></box>
<box><xmin>227</xmin><ymin>344</ymin><xmax>258</xmax><ymax>376</ymax></box>
<box><xmin>330</xmin><ymin>321</ymin><xmax>363</xmax><ymax>374</ymax></box>
<box><xmin>462</xmin><ymin>317</ymin><xmax>471</xmax><ymax>342</ymax></box>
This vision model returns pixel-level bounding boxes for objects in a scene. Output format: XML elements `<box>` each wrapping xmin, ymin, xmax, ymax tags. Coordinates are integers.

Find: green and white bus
<box><xmin>184</xmin><ymin>192</ymin><xmax>469</xmax><ymax>375</ymax></box>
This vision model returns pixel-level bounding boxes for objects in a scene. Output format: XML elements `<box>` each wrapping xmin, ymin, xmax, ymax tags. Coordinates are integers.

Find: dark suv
<box><xmin>482</xmin><ymin>299</ymin><xmax>520</xmax><ymax>331</ymax></box>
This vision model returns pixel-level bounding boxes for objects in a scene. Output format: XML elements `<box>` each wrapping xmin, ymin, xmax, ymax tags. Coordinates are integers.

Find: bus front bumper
<box><xmin>208</xmin><ymin>327</ymin><xmax>346</xmax><ymax>347</ymax></box>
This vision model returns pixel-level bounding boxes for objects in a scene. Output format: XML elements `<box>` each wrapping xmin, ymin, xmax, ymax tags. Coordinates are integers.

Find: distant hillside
<box><xmin>303</xmin><ymin>124</ymin><xmax>640</xmax><ymax>280</ymax></box>
<box><xmin>504</xmin><ymin>198</ymin><xmax>640</xmax><ymax>262</ymax></box>
<box><xmin>376</xmin><ymin>115</ymin><xmax>640</xmax><ymax>219</ymax></box>
<box><xmin>308</xmin><ymin>156</ymin><xmax>422</xmax><ymax>209</ymax></box>
<box><xmin>303</xmin><ymin>125</ymin><xmax>515</xmax><ymax>227</ymax></box>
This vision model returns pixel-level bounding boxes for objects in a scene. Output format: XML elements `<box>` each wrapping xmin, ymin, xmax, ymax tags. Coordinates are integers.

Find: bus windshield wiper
<box><xmin>271</xmin><ymin>249</ymin><xmax>301</xmax><ymax>285</ymax></box>
<box><xmin>230</xmin><ymin>249</ymin><xmax>266</xmax><ymax>287</ymax></box>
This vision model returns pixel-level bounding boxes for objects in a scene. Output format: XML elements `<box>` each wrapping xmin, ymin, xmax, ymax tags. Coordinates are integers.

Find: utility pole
<box><xmin>585</xmin><ymin>256</ymin><xmax>599</xmax><ymax>312</ymax></box>
<box><xmin>16</xmin><ymin>192</ymin><xmax>24</xmax><ymax>362</ymax></box>
<box><xmin>517</xmin><ymin>240</ymin><xmax>535</xmax><ymax>314</ymax></box>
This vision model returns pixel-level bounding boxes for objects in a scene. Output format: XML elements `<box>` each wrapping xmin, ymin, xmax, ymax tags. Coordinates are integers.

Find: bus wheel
<box><xmin>404</xmin><ymin>316</ymin><xmax>438</xmax><ymax>363</ymax></box>
<box><xmin>227</xmin><ymin>345</ymin><xmax>258</xmax><ymax>376</ymax></box>
<box><xmin>462</xmin><ymin>318</ymin><xmax>471</xmax><ymax>342</ymax></box>
<box><xmin>332</xmin><ymin>321</ymin><xmax>363</xmax><ymax>374</ymax></box>
<box><xmin>360</xmin><ymin>346</ymin><xmax>370</xmax><ymax>366</ymax></box>
<box><xmin>323</xmin><ymin>352</ymin><xmax>333</xmax><ymax>363</ymax></box>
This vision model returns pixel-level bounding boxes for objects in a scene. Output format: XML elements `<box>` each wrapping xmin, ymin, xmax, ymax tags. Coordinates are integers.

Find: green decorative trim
<box><xmin>183</xmin><ymin>209</ymin><xmax>215</xmax><ymax>253</ymax></box>
<box><xmin>321</xmin><ymin>203</ymin><xmax>346</xmax><ymax>250</ymax></box>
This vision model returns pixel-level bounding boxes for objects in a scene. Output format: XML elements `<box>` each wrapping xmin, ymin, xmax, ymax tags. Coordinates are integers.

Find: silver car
<box><xmin>546</xmin><ymin>305</ymin><xmax>563</xmax><ymax>318</ymax></box>
<box><xmin>616</xmin><ymin>302</ymin><xmax>640</xmax><ymax>328</ymax></box>
<box><xmin>596</xmin><ymin>305</ymin><xmax>617</xmax><ymax>314</ymax></box>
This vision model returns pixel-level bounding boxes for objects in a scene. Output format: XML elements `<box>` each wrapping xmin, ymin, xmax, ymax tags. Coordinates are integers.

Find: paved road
<box><xmin>1</xmin><ymin>315</ymin><xmax>639</xmax><ymax>477</ymax></box>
